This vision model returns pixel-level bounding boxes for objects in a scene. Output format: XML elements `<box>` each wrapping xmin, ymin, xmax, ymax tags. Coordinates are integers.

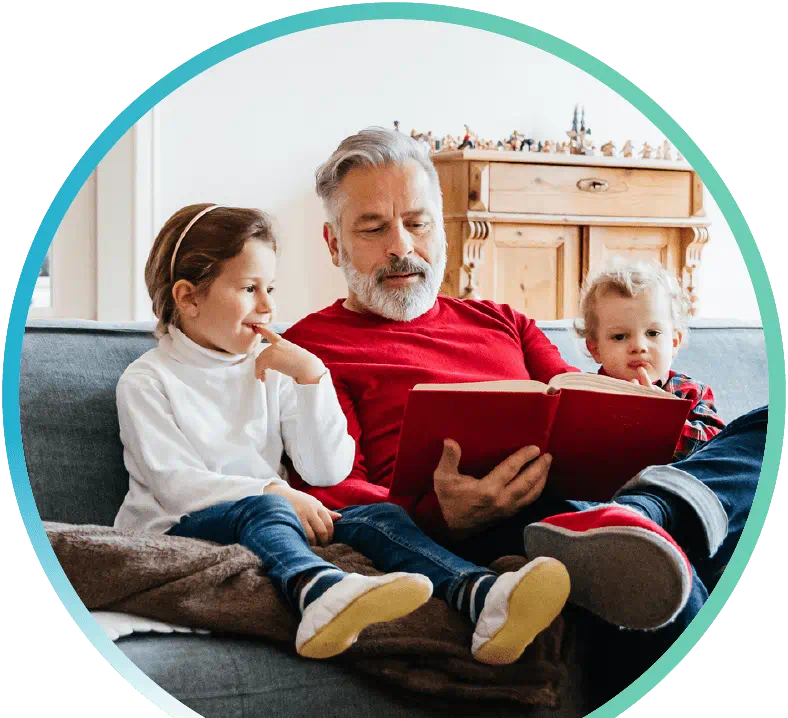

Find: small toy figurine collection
<box><xmin>396</xmin><ymin>104</ymin><xmax>685</xmax><ymax>162</ymax></box>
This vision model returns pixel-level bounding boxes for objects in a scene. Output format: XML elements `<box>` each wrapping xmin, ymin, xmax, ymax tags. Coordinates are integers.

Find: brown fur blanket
<box><xmin>45</xmin><ymin>522</ymin><xmax>569</xmax><ymax>710</ymax></box>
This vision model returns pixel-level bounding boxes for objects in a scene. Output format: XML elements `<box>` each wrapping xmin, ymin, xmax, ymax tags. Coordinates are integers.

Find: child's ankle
<box><xmin>291</xmin><ymin>568</ymin><xmax>346</xmax><ymax>613</ymax></box>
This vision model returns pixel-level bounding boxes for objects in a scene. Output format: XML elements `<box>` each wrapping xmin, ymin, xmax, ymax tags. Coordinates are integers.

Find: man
<box><xmin>284</xmin><ymin>128</ymin><xmax>766</xmax><ymax>695</ymax></box>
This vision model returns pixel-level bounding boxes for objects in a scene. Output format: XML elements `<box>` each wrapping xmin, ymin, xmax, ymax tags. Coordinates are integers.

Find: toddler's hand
<box><xmin>264</xmin><ymin>484</ymin><xmax>342</xmax><ymax>546</ymax></box>
<box><xmin>630</xmin><ymin>366</ymin><xmax>664</xmax><ymax>393</ymax></box>
<box><xmin>254</xmin><ymin>326</ymin><xmax>327</xmax><ymax>384</ymax></box>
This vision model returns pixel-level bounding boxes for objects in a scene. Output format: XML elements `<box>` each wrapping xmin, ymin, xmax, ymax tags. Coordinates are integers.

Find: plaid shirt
<box><xmin>658</xmin><ymin>371</ymin><xmax>726</xmax><ymax>460</ymax></box>
<box><xmin>599</xmin><ymin>368</ymin><xmax>725</xmax><ymax>460</ymax></box>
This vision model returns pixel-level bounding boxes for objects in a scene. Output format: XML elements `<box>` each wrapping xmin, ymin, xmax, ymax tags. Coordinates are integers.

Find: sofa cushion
<box><xmin>118</xmin><ymin>633</ymin><xmax>589</xmax><ymax>717</ymax></box>
<box><xmin>21</xmin><ymin>322</ymin><xmax>158</xmax><ymax>526</ymax></box>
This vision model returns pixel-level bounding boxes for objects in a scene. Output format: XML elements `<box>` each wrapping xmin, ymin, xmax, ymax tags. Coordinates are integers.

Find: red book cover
<box><xmin>389</xmin><ymin>381</ymin><xmax>692</xmax><ymax>505</ymax></box>
<box><xmin>390</xmin><ymin>388</ymin><xmax>560</xmax><ymax>504</ymax></box>
<box><xmin>545</xmin><ymin>390</ymin><xmax>692</xmax><ymax>500</ymax></box>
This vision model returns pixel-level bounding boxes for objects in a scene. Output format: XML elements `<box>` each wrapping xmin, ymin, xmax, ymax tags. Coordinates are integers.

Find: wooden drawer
<box><xmin>488</xmin><ymin>163</ymin><xmax>692</xmax><ymax>218</ymax></box>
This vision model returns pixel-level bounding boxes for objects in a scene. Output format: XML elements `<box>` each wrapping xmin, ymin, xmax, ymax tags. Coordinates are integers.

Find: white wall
<box><xmin>54</xmin><ymin>20</ymin><xmax>762</xmax><ymax>322</ymax></box>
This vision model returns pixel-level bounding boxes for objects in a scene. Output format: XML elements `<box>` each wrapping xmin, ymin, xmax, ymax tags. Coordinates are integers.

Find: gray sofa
<box><xmin>19</xmin><ymin>318</ymin><xmax>767</xmax><ymax>717</ymax></box>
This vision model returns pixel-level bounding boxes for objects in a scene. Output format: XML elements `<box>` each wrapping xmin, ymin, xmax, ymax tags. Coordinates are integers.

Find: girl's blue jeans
<box><xmin>168</xmin><ymin>496</ymin><xmax>491</xmax><ymax>609</ymax></box>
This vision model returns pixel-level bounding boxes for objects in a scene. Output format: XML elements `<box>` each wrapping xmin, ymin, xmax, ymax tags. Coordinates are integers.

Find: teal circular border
<box><xmin>3</xmin><ymin>4</ymin><xmax>784</xmax><ymax>716</ymax></box>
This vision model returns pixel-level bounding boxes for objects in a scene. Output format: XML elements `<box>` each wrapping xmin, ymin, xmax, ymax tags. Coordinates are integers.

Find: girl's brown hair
<box><xmin>145</xmin><ymin>204</ymin><xmax>278</xmax><ymax>337</ymax></box>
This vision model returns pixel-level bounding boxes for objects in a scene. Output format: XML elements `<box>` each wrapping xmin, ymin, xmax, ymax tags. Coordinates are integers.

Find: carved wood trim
<box><xmin>460</xmin><ymin>221</ymin><xmax>491</xmax><ymax>299</ymax></box>
<box><xmin>682</xmin><ymin>226</ymin><xmax>710</xmax><ymax>315</ymax></box>
<box><xmin>468</xmin><ymin>162</ymin><xmax>490</xmax><ymax>211</ymax></box>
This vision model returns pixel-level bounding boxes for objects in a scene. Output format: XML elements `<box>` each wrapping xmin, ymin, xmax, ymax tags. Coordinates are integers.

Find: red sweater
<box><xmin>283</xmin><ymin>297</ymin><xmax>578</xmax><ymax>528</ymax></box>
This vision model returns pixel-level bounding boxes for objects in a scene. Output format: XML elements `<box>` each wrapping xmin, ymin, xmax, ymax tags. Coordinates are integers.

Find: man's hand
<box><xmin>254</xmin><ymin>326</ymin><xmax>327</xmax><ymax>385</ymax></box>
<box><xmin>264</xmin><ymin>484</ymin><xmax>342</xmax><ymax>546</ymax></box>
<box><xmin>432</xmin><ymin>439</ymin><xmax>551</xmax><ymax>537</ymax></box>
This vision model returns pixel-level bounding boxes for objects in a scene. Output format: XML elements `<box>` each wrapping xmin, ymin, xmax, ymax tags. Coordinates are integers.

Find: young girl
<box><xmin>114</xmin><ymin>203</ymin><xmax>570</xmax><ymax>664</ymax></box>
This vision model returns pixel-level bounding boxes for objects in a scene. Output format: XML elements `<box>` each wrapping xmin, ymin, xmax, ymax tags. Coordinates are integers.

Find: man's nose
<box><xmin>386</xmin><ymin>222</ymin><xmax>414</xmax><ymax>259</ymax></box>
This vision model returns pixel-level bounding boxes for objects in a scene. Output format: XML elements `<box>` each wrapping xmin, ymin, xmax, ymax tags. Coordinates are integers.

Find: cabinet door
<box><xmin>583</xmin><ymin>226</ymin><xmax>683</xmax><ymax>281</ymax></box>
<box><xmin>482</xmin><ymin>224</ymin><xmax>581</xmax><ymax>320</ymax></box>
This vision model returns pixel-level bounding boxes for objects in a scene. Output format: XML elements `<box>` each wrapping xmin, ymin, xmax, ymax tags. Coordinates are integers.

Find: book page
<box><xmin>412</xmin><ymin>379</ymin><xmax>549</xmax><ymax>393</ymax></box>
<box><xmin>547</xmin><ymin>372</ymin><xmax>676</xmax><ymax>399</ymax></box>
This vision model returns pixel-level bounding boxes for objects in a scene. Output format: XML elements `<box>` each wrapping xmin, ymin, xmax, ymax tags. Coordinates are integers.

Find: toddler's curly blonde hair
<box><xmin>575</xmin><ymin>259</ymin><xmax>690</xmax><ymax>341</ymax></box>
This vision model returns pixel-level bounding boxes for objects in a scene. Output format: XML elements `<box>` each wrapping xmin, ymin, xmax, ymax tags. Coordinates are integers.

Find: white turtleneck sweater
<box><xmin>113</xmin><ymin>326</ymin><xmax>355</xmax><ymax>533</ymax></box>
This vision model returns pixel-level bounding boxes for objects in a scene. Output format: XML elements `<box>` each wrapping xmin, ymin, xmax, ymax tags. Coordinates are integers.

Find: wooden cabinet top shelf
<box><xmin>431</xmin><ymin>149</ymin><xmax>691</xmax><ymax>172</ymax></box>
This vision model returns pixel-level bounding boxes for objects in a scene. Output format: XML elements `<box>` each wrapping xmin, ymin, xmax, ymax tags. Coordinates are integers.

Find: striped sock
<box><xmin>453</xmin><ymin>573</ymin><xmax>498</xmax><ymax>625</ymax></box>
<box><xmin>293</xmin><ymin>568</ymin><xmax>347</xmax><ymax>614</ymax></box>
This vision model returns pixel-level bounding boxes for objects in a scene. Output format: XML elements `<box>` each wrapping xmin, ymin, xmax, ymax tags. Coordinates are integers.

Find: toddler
<box><xmin>114</xmin><ymin>203</ymin><xmax>571</xmax><ymax>664</ymax></box>
<box><xmin>576</xmin><ymin>259</ymin><xmax>725</xmax><ymax>459</ymax></box>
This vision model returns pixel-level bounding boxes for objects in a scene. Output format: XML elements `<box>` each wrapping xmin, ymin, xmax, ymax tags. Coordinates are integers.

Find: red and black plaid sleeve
<box><xmin>661</xmin><ymin>372</ymin><xmax>726</xmax><ymax>460</ymax></box>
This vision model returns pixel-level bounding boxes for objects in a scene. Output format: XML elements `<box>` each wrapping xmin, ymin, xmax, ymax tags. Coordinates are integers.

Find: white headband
<box><xmin>169</xmin><ymin>205</ymin><xmax>225</xmax><ymax>283</ymax></box>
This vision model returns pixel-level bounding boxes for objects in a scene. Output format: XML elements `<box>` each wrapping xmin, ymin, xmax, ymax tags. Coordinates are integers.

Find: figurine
<box><xmin>581</xmin><ymin>129</ymin><xmax>597</xmax><ymax>156</ymax></box>
<box><xmin>393</xmin><ymin>120</ymin><xmax>400</xmax><ymax>132</ymax></box>
<box><xmin>639</xmin><ymin>142</ymin><xmax>653</xmax><ymax>159</ymax></box>
<box><xmin>441</xmin><ymin>135</ymin><xmax>458</xmax><ymax>151</ymax></box>
<box><xmin>566</xmin><ymin>104</ymin><xmax>580</xmax><ymax>153</ymax></box>
<box><xmin>521</xmin><ymin>138</ymin><xmax>534</xmax><ymax>152</ymax></box>
<box><xmin>410</xmin><ymin>129</ymin><xmax>434</xmax><ymax>150</ymax></box>
<box><xmin>655</xmin><ymin>145</ymin><xmax>663</xmax><ymax>160</ymax></box>
<box><xmin>676</xmin><ymin>149</ymin><xmax>684</xmax><ymax>162</ymax></box>
<box><xmin>556</xmin><ymin>141</ymin><xmax>569</xmax><ymax>154</ymax></box>
<box><xmin>541</xmin><ymin>140</ymin><xmax>554</xmax><ymax>153</ymax></box>
<box><xmin>458</xmin><ymin>125</ymin><xmax>479</xmax><ymax>150</ymax></box>
<box><xmin>504</xmin><ymin>130</ymin><xmax>522</xmax><ymax>151</ymax></box>
<box><xmin>621</xmin><ymin>140</ymin><xmax>634</xmax><ymax>158</ymax></box>
<box><xmin>662</xmin><ymin>140</ymin><xmax>673</xmax><ymax>161</ymax></box>
<box><xmin>601</xmin><ymin>141</ymin><xmax>616</xmax><ymax>157</ymax></box>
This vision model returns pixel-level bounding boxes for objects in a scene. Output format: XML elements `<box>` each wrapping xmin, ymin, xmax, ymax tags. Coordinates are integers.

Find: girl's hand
<box><xmin>264</xmin><ymin>484</ymin><xmax>342</xmax><ymax>546</ymax></box>
<box><xmin>254</xmin><ymin>326</ymin><xmax>327</xmax><ymax>384</ymax></box>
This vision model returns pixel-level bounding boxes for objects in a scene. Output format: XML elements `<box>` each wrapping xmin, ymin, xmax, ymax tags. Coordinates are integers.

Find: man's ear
<box><xmin>586</xmin><ymin>337</ymin><xmax>602</xmax><ymax>363</ymax></box>
<box><xmin>172</xmin><ymin>280</ymin><xmax>200</xmax><ymax>318</ymax></box>
<box><xmin>323</xmin><ymin>223</ymin><xmax>340</xmax><ymax>267</ymax></box>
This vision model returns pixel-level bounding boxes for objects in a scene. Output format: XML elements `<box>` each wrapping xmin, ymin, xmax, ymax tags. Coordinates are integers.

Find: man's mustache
<box><xmin>375</xmin><ymin>257</ymin><xmax>430</xmax><ymax>282</ymax></box>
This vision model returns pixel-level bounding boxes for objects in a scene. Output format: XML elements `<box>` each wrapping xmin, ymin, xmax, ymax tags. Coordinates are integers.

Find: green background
<box><xmin>0</xmin><ymin>0</ymin><xmax>788</xmax><ymax>717</ymax></box>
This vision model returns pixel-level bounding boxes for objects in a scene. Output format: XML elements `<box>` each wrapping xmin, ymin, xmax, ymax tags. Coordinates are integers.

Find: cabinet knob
<box><xmin>577</xmin><ymin>178</ymin><xmax>610</xmax><ymax>192</ymax></box>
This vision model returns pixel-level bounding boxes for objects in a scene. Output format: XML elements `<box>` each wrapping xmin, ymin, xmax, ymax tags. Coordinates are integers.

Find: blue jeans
<box><xmin>449</xmin><ymin>406</ymin><xmax>767</xmax><ymax>702</ymax></box>
<box><xmin>168</xmin><ymin>495</ymin><xmax>490</xmax><ymax>609</ymax></box>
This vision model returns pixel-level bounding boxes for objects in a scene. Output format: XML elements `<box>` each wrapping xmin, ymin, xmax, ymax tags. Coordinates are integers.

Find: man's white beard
<box><xmin>338</xmin><ymin>237</ymin><xmax>447</xmax><ymax>322</ymax></box>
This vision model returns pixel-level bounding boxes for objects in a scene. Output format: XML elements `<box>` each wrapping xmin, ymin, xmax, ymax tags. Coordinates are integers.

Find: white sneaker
<box><xmin>295</xmin><ymin>572</ymin><xmax>433</xmax><ymax>659</ymax></box>
<box><xmin>472</xmin><ymin>557</ymin><xmax>570</xmax><ymax>665</ymax></box>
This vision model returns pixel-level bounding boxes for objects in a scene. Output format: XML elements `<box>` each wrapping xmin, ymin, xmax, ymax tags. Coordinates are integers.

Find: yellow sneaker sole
<box><xmin>298</xmin><ymin>576</ymin><xmax>432</xmax><ymax>660</ymax></box>
<box><xmin>474</xmin><ymin>559</ymin><xmax>571</xmax><ymax>666</ymax></box>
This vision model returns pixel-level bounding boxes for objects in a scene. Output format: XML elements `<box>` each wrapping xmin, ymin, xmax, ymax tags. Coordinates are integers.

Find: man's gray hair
<box><xmin>315</xmin><ymin>127</ymin><xmax>443</xmax><ymax>229</ymax></box>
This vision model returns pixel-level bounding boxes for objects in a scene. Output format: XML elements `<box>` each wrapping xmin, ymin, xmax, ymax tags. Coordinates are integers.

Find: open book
<box><xmin>389</xmin><ymin>373</ymin><xmax>693</xmax><ymax>504</ymax></box>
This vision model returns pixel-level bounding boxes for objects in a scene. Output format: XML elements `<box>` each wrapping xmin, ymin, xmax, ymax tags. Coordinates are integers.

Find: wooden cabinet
<box><xmin>435</xmin><ymin>151</ymin><xmax>710</xmax><ymax>319</ymax></box>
